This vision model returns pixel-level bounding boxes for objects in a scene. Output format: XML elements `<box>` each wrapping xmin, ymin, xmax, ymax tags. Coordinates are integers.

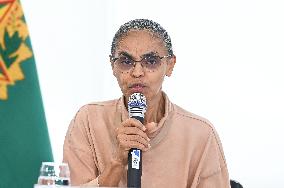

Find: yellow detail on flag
<box><xmin>0</xmin><ymin>0</ymin><xmax>33</xmax><ymax>100</ymax></box>
<box><xmin>0</xmin><ymin>3</ymin><xmax>9</xmax><ymax>16</ymax></box>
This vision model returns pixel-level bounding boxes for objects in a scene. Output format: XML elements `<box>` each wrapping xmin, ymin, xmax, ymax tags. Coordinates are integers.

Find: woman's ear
<box><xmin>166</xmin><ymin>55</ymin><xmax>176</xmax><ymax>77</ymax></box>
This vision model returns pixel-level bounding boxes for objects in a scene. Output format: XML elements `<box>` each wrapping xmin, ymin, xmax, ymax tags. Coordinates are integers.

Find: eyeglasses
<box><xmin>110</xmin><ymin>53</ymin><xmax>172</xmax><ymax>73</ymax></box>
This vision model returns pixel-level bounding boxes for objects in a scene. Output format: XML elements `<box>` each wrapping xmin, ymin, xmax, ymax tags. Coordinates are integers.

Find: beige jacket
<box><xmin>63</xmin><ymin>92</ymin><xmax>230</xmax><ymax>187</ymax></box>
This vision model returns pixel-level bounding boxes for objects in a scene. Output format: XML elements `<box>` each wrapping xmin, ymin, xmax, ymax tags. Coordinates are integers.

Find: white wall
<box><xmin>21</xmin><ymin>0</ymin><xmax>284</xmax><ymax>187</ymax></box>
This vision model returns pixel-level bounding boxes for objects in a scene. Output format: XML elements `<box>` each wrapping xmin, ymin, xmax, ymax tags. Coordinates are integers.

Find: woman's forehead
<box><xmin>116</xmin><ymin>30</ymin><xmax>167</xmax><ymax>56</ymax></box>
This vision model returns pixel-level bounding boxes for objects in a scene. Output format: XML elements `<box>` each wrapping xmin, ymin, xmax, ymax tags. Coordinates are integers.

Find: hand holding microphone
<box><xmin>115</xmin><ymin>118</ymin><xmax>151</xmax><ymax>165</ymax></box>
<box><xmin>114</xmin><ymin>93</ymin><xmax>149</xmax><ymax>187</ymax></box>
<box><xmin>97</xmin><ymin>93</ymin><xmax>150</xmax><ymax>187</ymax></box>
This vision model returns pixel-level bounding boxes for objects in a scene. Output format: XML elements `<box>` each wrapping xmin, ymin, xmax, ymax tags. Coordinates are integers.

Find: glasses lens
<box><xmin>115</xmin><ymin>56</ymin><xmax>133</xmax><ymax>71</ymax></box>
<box><xmin>142</xmin><ymin>55</ymin><xmax>162</xmax><ymax>70</ymax></box>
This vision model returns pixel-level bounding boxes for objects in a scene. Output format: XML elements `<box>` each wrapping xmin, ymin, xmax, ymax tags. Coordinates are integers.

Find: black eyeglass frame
<box><xmin>109</xmin><ymin>54</ymin><xmax>172</xmax><ymax>64</ymax></box>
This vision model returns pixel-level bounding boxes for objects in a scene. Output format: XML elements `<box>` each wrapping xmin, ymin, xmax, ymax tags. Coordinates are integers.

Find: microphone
<box><xmin>127</xmin><ymin>93</ymin><xmax>147</xmax><ymax>188</ymax></box>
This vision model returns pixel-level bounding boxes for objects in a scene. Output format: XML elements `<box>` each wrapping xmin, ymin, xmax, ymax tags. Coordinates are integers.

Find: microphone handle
<box><xmin>127</xmin><ymin>116</ymin><xmax>143</xmax><ymax>188</ymax></box>
<box><xmin>127</xmin><ymin>148</ymin><xmax>142</xmax><ymax>187</ymax></box>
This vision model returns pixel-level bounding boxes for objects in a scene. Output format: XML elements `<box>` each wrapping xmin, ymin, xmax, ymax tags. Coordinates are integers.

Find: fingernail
<box><xmin>147</xmin><ymin>137</ymin><xmax>150</xmax><ymax>141</ymax></box>
<box><xmin>148</xmin><ymin>144</ymin><xmax>151</xmax><ymax>148</ymax></box>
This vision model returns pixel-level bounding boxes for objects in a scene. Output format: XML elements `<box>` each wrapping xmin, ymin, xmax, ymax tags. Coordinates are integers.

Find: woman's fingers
<box><xmin>114</xmin><ymin>118</ymin><xmax>151</xmax><ymax>163</ymax></box>
<box><xmin>117</xmin><ymin>126</ymin><xmax>150</xmax><ymax>142</ymax></box>
<box><xmin>117</xmin><ymin>134</ymin><xmax>150</xmax><ymax>148</ymax></box>
<box><xmin>121</xmin><ymin>118</ymin><xmax>146</xmax><ymax>131</ymax></box>
<box><xmin>145</xmin><ymin>122</ymin><xmax>158</xmax><ymax>134</ymax></box>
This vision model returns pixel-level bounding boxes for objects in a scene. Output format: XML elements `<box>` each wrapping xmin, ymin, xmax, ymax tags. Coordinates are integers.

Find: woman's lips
<box><xmin>129</xmin><ymin>84</ymin><xmax>146</xmax><ymax>93</ymax></box>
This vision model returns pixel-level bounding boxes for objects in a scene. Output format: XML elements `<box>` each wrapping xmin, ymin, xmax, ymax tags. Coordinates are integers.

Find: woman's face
<box><xmin>112</xmin><ymin>30</ymin><xmax>176</xmax><ymax>103</ymax></box>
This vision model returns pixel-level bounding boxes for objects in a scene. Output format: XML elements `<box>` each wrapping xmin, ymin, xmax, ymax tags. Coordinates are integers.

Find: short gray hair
<box><xmin>110</xmin><ymin>19</ymin><xmax>174</xmax><ymax>57</ymax></box>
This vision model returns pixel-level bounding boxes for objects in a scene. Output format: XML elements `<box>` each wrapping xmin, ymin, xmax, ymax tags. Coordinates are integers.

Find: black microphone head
<box><xmin>128</xmin><ymin>93</ymin><xmax>147</xmax><ymax>121</ymax></box>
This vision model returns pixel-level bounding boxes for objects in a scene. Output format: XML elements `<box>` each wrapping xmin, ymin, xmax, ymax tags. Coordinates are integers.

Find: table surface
<box><xmin>34</xmin><ymin>185</ymin><xmax>120</xmax><ymax>188</ymax></box>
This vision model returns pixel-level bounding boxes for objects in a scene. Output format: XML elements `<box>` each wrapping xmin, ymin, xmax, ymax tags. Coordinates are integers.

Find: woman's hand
<box><xmin>98</xmin><ymin>120</ymin><xmax>154</xmax><ymax>186</ymax></box>
<box><xmin>114</xmin><ymin>118</ymin><xmax>151</xmax><ymax>165</ymax></box>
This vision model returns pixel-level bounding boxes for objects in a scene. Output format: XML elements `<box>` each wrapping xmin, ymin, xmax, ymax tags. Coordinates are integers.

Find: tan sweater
<box><xmin>63</xmin><ymin>92</ymin><xmax>230</xmax><ymax>187</ymax></box>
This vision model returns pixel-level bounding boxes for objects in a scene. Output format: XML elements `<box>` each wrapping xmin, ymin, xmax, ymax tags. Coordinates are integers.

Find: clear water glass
<box><xmin>37</xmin><ymin>162</ymin><xmax>70</xmax><ymax>186</ymax></box>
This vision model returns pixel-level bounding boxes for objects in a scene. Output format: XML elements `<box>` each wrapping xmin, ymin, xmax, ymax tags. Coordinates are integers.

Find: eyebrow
<box><xmin>117</xmin><ymin>51</ymin><xmax>159</xmax><ymax>59</ymax></box>
<box><xmin>141</xmin><ymin>51</ymin><xmax>158</xmax><ymax>58</ymax></box>
<box><xmin>117</xmin><ymin>51</ymin><xmax>133</xmax><ymax>59</ymax></box>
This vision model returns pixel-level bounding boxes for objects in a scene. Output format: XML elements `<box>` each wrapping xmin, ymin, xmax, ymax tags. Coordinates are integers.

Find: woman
<box><xmin>63</xmin><ymin>19</ymin><xmax>230</xmax><ymax>187</ymax></box>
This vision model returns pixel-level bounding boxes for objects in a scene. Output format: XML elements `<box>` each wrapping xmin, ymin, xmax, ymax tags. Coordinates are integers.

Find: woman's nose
<box><xmin>131</xmin><ymin>62</ymin><xmax>145</xmax><ymax>78</ymax></box>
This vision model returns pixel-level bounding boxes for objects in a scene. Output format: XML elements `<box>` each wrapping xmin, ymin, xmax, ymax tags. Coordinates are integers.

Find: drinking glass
<box><xmin>37</xmin><ymin>162</ymin><xmax>70</xmax><ymax>186</ymax></box>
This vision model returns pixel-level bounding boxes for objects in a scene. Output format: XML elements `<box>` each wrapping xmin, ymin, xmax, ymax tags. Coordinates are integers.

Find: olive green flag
<box><xmin>0</xmin><ymin>0</ymin><xmax>53</xmax><ymax>187</ymax></box>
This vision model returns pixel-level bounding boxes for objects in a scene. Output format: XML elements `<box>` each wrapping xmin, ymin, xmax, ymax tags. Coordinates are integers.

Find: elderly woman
<box><xmin>63</xmin><ymin>19</ymin><xmax>230</xmax><ymax>187</ymax></box>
